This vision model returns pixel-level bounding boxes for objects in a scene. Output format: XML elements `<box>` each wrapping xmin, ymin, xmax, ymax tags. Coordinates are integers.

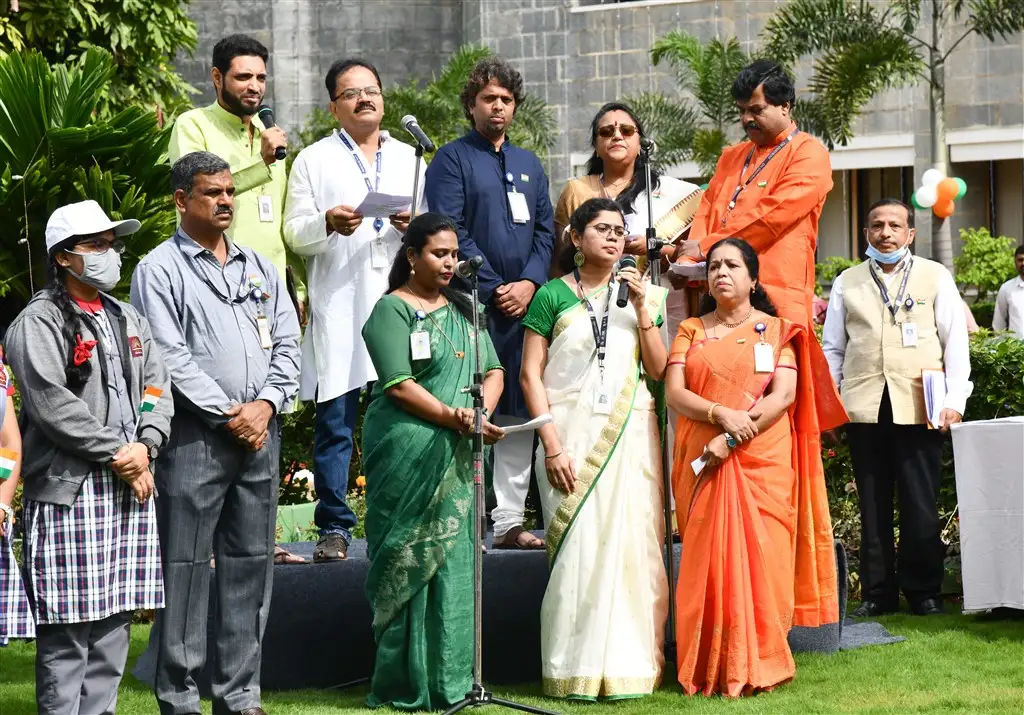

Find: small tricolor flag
<box><xmin>140</xmin><ymin>386</ymin><xmax>163</xmax><ymax>413</ymax></box>
<box><xmin>0</xmin><ymin>448</ymin><xmax>17</xmax><ymax>481</ymax></box>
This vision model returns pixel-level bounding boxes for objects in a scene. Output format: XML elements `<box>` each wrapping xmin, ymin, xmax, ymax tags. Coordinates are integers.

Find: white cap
<box><xmin>45</xmin><ymin>200</ymin><xmax>141</xmax><ymax>254</ymax></box>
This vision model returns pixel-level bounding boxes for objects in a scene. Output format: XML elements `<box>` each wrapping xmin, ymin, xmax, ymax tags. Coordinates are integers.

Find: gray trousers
<box><xmin>150</xmin><ymin>410</ymin><xmax>280</xmax><ymax>715</ymax></box>
<box><xmin>35</xmin><ymin>611</ymin><xmax>133</xmax><ymax>715</ymax></box>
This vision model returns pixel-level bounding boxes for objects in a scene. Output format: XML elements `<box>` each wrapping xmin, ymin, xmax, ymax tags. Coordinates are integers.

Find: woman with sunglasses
<box><xmin>522</xmin><ymin>198</ymin><xmax>669</xmax><ymax>701</ymax></box>
<box><xmin>5</xmin><ymin>200</ymin><xmax>172</xmax><ymax>714</ymax></box>
<box><xmin>552</xmin><ymin>102</ymin><xmax>702</xmax><ymax>282</ymax></box>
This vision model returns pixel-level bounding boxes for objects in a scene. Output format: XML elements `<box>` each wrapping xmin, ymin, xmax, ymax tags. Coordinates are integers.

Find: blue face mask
<box><xmin>866</xmin><ymin>243</ymin><xmax>908</xmax><ymax>265</ymax></box>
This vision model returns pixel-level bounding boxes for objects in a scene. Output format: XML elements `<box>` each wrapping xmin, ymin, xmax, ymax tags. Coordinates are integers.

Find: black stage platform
<box><xmin>133</xmin><ymin>535</ymin><xmax>848</xmax><ymax>692</ymax></box>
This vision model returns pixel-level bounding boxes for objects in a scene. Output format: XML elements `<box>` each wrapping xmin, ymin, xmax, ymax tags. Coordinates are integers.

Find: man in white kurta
<box><xmin>284</xmin><ymin>58</ymin><xmax>425</xmax><ymax>561</ymax></box>
<box><xmin>992</xmin><ymin>245</ymin><xmax>1024</xmax><ymax>338</ymax></box>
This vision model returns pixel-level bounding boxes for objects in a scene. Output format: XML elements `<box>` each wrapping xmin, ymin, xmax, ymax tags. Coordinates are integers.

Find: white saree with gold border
<box><xmin>537</xmin><ymin>282</ymin><xmax>670</xmax><ymax>701</ymax></box>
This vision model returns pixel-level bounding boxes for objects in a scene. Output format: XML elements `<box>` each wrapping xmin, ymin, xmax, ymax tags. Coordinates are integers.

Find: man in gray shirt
<box><xmin>131</xmin><ymin>151</ymin><xmax>300</xmax><ymax>715</ymax></box>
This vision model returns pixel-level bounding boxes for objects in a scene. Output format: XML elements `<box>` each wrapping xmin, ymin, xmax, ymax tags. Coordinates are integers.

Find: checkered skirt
<box><xmin>0</xmin><ymin>520</ymin><xmax>35</xmax><ymax>644</ymax></box>
<box><xmin>23</xmin><ymin>466</ymin><xmax>164</xmax><ymax>624</ymax></box>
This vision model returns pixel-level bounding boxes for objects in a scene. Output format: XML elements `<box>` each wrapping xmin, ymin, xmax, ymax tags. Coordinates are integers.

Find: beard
<box><xmin>219</xmin><ymin>86</ymin><xmax>259</xmax><ymax>117</ymax></box>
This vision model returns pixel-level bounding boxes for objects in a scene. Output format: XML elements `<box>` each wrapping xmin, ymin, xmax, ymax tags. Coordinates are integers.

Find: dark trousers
<box><xmin>847</xmin><ymin>390</ymin><xmax>945</xmax><ymax>606</ymax></box>
<box><xmin>312</xmin><ymin>388</ymin><xmax>360</xmax><ymax>540</ymax></box>
<box><xmin>150</xmin><ymin>411</ymin><xmax>280</xmax><ymax>715</ymax></box>
<box><xmin>35</xmin><ymin>611</ymin><xmax>133</xmax><ymax>715</ymax></box>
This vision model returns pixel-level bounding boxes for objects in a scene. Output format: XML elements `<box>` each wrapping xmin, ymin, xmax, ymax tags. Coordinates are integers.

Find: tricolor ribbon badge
<box><xmin>140</xmin><ymin>386</ymin><xmax>163</xmax><ymax>413</ymax></box>
<box><xmin>0</xmin><ymin>448</ymin><xmax>17</xmax><ymax>481</ymax></box>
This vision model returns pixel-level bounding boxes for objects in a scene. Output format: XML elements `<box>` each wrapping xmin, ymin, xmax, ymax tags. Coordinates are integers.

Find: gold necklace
<box><xmin>714</xmin><ymin>306</ymin><xmax>753</xmax><ymax>329</ymax></box>
<box><xmin>406</xmin><ymin>285</ymin><xmax>465</xmax><ymax>359</ymax></box>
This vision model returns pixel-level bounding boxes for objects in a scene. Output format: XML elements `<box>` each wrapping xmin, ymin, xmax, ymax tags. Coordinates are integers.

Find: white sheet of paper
<box><xmin>355</xmin><ymin>191</ymin><xmax>412</xmax><ymax>218</ymax></box>
<box><xmin>690</xmin><ymin>452</ymin><xmax>709</xmax><ymax>476</ymax></box>
<box><xmin>923</xmin><ymin>368</ymin><xmax>946</xmax><ymax>429</ymax></box>
<box><xmin>501</xmin><ymin>413</ymin><xmax>553</xmax><ymax>434</ymax></box>
<box><xmin>668</xmin><ymin>261</ymin><xmax>707</xmax><ymax>278</ymax></box>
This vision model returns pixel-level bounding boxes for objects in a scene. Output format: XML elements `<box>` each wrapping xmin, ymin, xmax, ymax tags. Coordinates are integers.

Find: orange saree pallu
<box><xmin>670</xmin><ymin>317</ymin><xmax>846</xmax><ymax>697</ymax></box>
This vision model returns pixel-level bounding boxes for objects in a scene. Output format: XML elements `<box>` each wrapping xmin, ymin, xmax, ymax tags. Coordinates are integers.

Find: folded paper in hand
<box><xmin>669</xmin><ymin>260</ymin><xmax>707</xmax><ymax>279</ymax></box>
<box><xmin>690</xmin><ymin>451</ymin><xmax>709</xmax><ymax>476</ymax></box>
<box><xmin>355</xmin><ymin>191</ymin><xmax>412</xmax><ymax>218</ymax></box>
<box><xmin>501</xmin><ymin>413</ymin><xmax>553</xmax><ymax>435</ymax></box>
<box><xmin>922</xmin><ymin>368</ymin><xmax>946</xmax><ymax>429</ymax></box>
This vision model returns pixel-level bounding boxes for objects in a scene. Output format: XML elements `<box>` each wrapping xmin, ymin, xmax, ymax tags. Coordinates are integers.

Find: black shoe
<box><xmin>851</xmin><ymin>600</ymin><xmax>897</xmax><ymax>618</ymax></box>
<box><xmin>910</xmin><ymin>598</ymin><xmax>944</xmax><ymax>616</ymax></box>
<box><xmin>313</xmin><ymin>533</ymin><xmax>349</xmax><ymax>562</ymax></box>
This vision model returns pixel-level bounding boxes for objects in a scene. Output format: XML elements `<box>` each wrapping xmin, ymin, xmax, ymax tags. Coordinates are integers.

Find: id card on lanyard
<box><xmin>869</xmin><ymin>257</ymin><xmax>916</xmax><ymax>347</ymax></box>
<box><xmin>337</xmin><ymin>129</ymin><xmax>386</xmax><ymax>237</ymax></box>
<box><xmin>574</xmin><ymin>269</ymin><xmax>613</xmax><ymax>414</ymax></box>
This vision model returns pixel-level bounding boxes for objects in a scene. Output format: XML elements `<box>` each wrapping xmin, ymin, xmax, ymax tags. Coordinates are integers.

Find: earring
<box><xmin>409</xmin><ymin>262</ymin><xmax>416</xmax><ymax>275</ymax></box>
<box><xmin>574</xmin><ymin>250</ymin><xmax>585</xmax><ymax>267</ymax></box>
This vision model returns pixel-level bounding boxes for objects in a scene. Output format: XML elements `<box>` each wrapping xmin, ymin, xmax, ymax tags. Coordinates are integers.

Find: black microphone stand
<box><xmin>442</xmin><ymin>274</ymin><xmax>559</xmax><ymax>715</ymax></box>
<box><xmin>640</xmin><ymin>143</ymin><xmax>678</xmax><ymax>665</ymax></box>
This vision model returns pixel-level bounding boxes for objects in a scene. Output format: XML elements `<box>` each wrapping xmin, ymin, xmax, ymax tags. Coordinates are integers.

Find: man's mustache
<box><xmin>356</xmin><ymin>102</ymin><xmax>375</xmax><ymax>113</ymax></box>
<box><xmin>745</xmin><ymin>122</ymin><xmax>760</xmax><ymax>131</ymax></box>
<box><xmin>215</xmin><ymin>206</ymin><xmax>233</xmax><ymax>216</ymax></box>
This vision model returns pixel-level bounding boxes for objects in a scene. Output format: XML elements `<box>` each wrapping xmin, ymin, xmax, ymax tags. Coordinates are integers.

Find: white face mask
<box><xmin>67</xmin><ymin>250</ymin><xmax>122</xmax><ymax>292</ymax></box>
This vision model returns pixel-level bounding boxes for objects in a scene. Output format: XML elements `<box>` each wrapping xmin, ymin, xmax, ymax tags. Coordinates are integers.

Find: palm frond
<box><xmin>651</xmin><ymin>32</ymin><xmax>746</xmax><ymax>128</ymax></box>
<box><xmin>690</xmin><ymin>128</ymin><xmax>730</xmax><ymax>180</ymax></box>
<box><xmin>792</xmin><ymin>97</ymin><xmax>832</xmax><ymax>147</ymax></box>
<box><xmin>761</xmin><ymin>0</ymin><xmax>894</xmax><ymax>66</ymax></box>
<box><xmin>888</xmin><ymin>0</ymin><xmax>923</xmax><ymax>33</ymax></box>
<box><xmin>806</xmin><ymin>32</ymin><xmax>924</xmax><ymax>146</ymax></box>
<box><xmin>966</xmin><ymin>0</ymin><xmax>1024</xmax><ymax>42</ymax></box>
<box><xmin>623</xmin><ymin>91</ymin><xmax>700</xmax><ymax>171</ymax></box>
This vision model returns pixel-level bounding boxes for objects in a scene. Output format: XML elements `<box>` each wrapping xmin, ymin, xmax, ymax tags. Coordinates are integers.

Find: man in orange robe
<box><xmin>683</xmin><ymin>59</ymin><xmax>833</xmax><ymax>328</ymax></box>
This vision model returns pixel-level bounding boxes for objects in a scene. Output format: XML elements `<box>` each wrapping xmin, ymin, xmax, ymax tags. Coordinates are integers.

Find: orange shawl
<box><xmin>670</xmin><ymin>317</ymin><xmax>845</xmax><ymax>696</ymax></box>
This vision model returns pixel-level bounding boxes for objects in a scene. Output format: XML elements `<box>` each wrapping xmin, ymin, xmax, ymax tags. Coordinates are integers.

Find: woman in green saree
<box><xmin>361</xmin><ymin>212</ymin><xmax>505</xmax><ymax>710</ymax></box>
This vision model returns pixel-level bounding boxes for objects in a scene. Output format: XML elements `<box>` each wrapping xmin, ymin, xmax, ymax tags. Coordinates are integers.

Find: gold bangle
<box><xmin>707</xmin><ymin>403</ymin><xmax>720</xmax><ymax>425</ymax></box>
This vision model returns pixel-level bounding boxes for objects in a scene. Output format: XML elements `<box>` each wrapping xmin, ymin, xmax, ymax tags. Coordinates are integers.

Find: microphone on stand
<box><xmin>256</xmin><ymin>105</ymin><xmax>287</xmax><ymax>161</ymax></box>
<box><xmin>401</xmin><ymin>114</ymin><xmax>436</xmax><ymax>153</ymax></box>
<box><xmin>455</xmin><ymin>255</ymin><xmax>484</xmax><ymax>279</ymax></box>
<box><xmin>615</xmin><ymin>255</ymin><xmax>637</xmax><ymax>308</ymax></box>
<box><xmin>640</xmin><ymin>136</ymin><xmax>656</xmax><ymax>154</ymax></box>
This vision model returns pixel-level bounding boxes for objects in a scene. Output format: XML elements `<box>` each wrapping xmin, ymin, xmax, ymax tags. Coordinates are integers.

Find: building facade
<box><xmin>181</xmin><ymin>0</ymin><xmax>1024</xmax><ymax>259</ymax></box>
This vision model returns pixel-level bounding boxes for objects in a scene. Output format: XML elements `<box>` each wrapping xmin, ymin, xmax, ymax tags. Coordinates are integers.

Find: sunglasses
<box><xmin>597</xmin><ymin>123</ymin><xmax>638</xmax><ymax>139</ymax></box>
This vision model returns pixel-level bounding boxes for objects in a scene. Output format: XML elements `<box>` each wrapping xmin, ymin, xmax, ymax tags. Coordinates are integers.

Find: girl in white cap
<box><xmin>5</xmin><ymin>200</ymin><xmax>174</xmax><ymax>715</ymax></box>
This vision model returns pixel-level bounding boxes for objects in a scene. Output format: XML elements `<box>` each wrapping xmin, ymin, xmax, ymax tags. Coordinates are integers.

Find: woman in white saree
<box><xmin>521</xmin><ymin>198</ymin><xmax>669</xmax><ymax>701</ymax></box>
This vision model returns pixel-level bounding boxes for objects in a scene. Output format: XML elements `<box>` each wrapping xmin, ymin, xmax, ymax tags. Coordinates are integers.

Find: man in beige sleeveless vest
<box><xmin>822</xmin><ymin>199</ymin><xmax>972</xmax><ymax>618</ymax></box>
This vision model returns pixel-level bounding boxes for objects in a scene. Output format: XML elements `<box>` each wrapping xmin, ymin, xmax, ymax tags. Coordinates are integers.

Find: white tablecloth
<box><xmin>950</xmin><ymin>417</ymin><xmax>1024</xmax><ymax>612</ymax></box>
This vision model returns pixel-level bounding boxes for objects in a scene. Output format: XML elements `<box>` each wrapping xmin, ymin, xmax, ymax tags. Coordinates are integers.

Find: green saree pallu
<box><xmin>361</xmin><ymin>294</ymin><xmax>502</xmax><ymax>711</ymax></box>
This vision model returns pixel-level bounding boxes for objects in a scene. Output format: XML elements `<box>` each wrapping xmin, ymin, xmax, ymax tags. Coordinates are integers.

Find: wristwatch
<box><xmin>0</xmin><ymin>502</ymin><xmax>13</xmax><ymax>528</ymax></box>
<box><xmin>725</xmin><ymin>434</ymin><xmax>738</xmax><ymax>449</ymax></box>
<box><xmin>139</xmin><ymin>438</ymin><xmax>159</xmax><ymax>461</ymax></box>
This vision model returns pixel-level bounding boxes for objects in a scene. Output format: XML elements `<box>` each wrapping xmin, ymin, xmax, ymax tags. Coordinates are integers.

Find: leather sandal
<box><xmin>492</xmin><ymin>525</ymin><xmax>545</xmax><ymax>550</ymax></box>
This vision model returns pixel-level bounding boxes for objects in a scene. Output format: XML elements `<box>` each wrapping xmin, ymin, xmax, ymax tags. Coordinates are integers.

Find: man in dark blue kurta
<box><xmin>425</xmin><ymin>57</ymin><xmax>554</xmax><ymax>550</ymax></box>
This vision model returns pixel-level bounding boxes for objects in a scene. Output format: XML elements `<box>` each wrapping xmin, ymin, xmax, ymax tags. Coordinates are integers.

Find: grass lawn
<box><xmin>1</xmin><ymin>612</ymin><xmax>1022</xmax><ymax>714</ymax></box>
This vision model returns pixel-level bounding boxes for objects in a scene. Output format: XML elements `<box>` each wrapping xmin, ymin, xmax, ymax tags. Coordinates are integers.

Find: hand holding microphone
<box><xmin>257</xmin><ymin>105</ymin><xmax>288</xmax><ymax>164</ymax></box>
<box><xmin>615</xmin><ymin>256</ymin><xmax>647</xmax><ymax>311</ymax></box>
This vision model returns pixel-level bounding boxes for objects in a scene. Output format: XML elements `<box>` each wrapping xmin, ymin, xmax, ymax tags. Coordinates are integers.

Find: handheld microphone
<box><xmin>615</xmin><ymin>255</ymin><xmax>637</xmax><ymax>308</ymax></box>
<box><xmin>454</xmin><ymin>255</ymin><xmax>484</xmax><ymax>279</ymax></box>
<box><xmin>256</xmin><ymin>105</ymin><xmax>287</xmax><ymax>161</ymax></box>
<box><xmin>401</xmin><ymin>114</ymin><xmax>436</xmax><ymax>153</ymax></box>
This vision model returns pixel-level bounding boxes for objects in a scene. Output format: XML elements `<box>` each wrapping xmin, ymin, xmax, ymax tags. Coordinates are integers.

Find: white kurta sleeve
<box><xmin>821</xmin><ymin>273</ymin><xmax>848</xmax><ymax>391</ymax></box>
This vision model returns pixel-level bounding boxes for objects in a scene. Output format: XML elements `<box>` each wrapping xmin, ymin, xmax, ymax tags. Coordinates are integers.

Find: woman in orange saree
<box><xmin>666</xmin><ymin>238</ymin><xmax>845</xmax><ymax>697</ymax></box>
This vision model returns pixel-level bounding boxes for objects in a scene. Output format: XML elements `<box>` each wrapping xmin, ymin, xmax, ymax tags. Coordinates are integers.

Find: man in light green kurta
<box><xmin>169</xmin><ymin>34</ymin><xmax>306</xmax><ymax>305</ymax></box>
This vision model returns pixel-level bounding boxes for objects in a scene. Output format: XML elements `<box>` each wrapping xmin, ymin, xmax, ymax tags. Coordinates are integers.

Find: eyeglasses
<box><xmin>338</xmin><ymin>86</ymin><xmax>382</xmax><ymax>101</ymax></box>
<box><xmin>597</xmin><ymin>123</ymin><xmax>637</xmax><ymax>139</ymax></box>
<box><xmin>588</xmin><ymin>223</ymin><xmax>627</xmax><ymax>239</ymax></box>
<box><xmin>70</xmin><ymin>238</ymin><xmax>125</xmax><ymax>255</ymax></box>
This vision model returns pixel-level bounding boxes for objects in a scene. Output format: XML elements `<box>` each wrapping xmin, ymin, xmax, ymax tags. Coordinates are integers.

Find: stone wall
<box><xmin>178</xmin><ymin>0</ymin><xmax>462</xmax><ymax>134</ymax></box>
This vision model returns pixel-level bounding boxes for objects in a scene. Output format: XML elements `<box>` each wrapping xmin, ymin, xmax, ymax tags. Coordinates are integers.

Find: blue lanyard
<box><xmin>338</xmin><ymin>130</ymin><xmax>385</xmax><ymax>232</ymax></box>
